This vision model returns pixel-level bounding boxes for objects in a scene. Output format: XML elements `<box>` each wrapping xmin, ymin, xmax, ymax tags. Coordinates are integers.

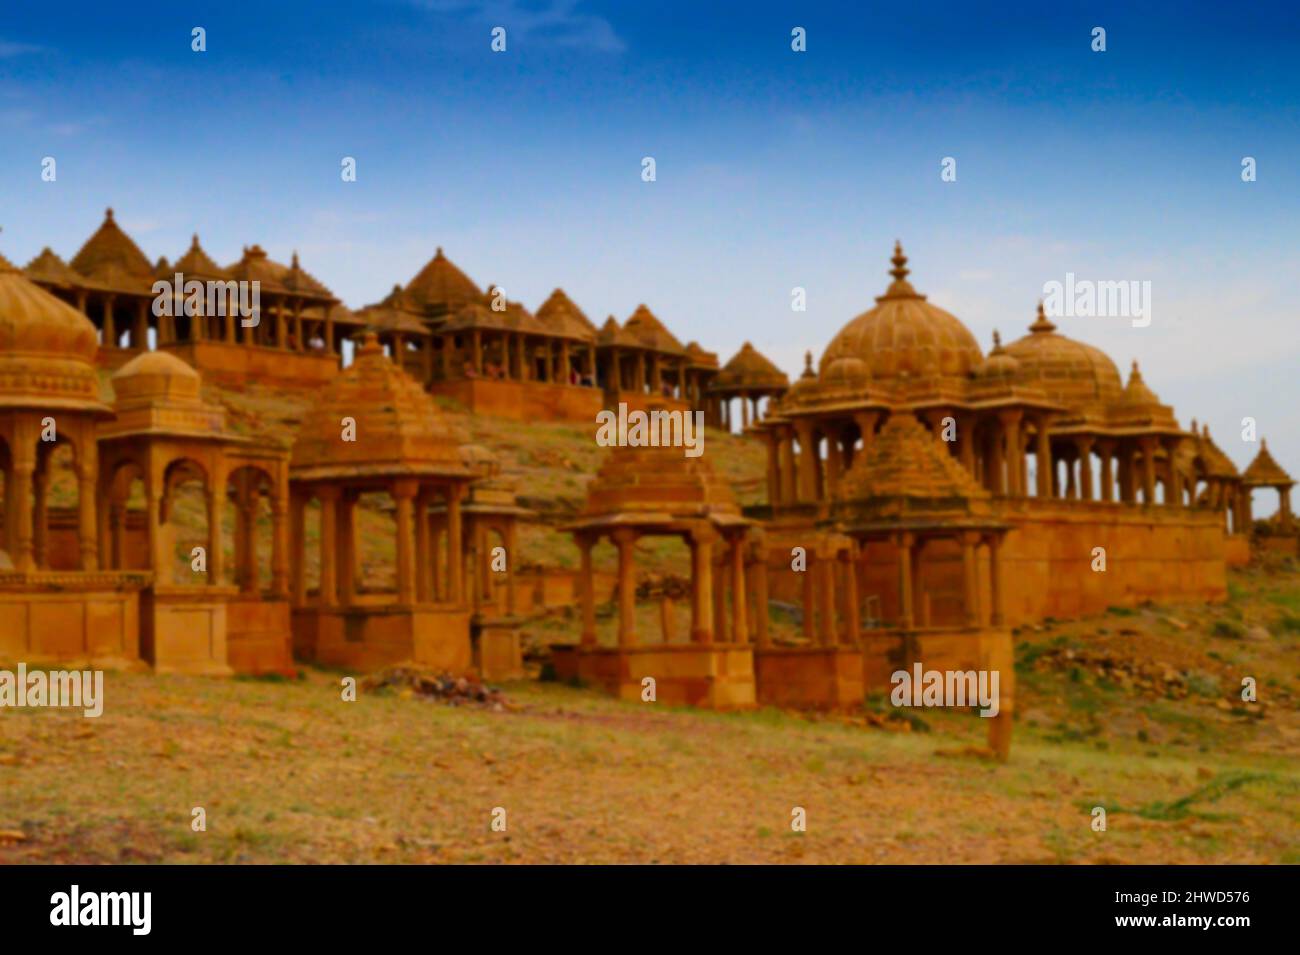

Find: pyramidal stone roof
<box><xmin>226</xmin><ymin>246</ymin><xmax>335</xmax><ymax>301</ymax></box>
<box><xmin>69</xmin><ymin>208</ymin><xmax>156</xmax><ymax>295</ymax></box>
<box><xmin>622</xmin><ymin>304</ymin><xmax>686</xmax><ymax>355</ymax></box>
<box><xmin>535</xmin><ymin>288</ymin><xmax>597</xmax><ymax>342</ymax></box>
<box><xmin>290</xmin><ymin>332</ymin><xmax>471</xmax><ymax>482</ymax></box>
<box><xmin>713</xmin><ymin>341</ymin><xmax>789</xmax><ymax>392</ymax></box>
<box><xmin>25</xmin><ymin>247</ymin><xmax>85</xmax><ymax>289</ymax></box>
<box><xmin>402</xmin><ymin>247</ymin><xmax>484</xmax><ymax>312</ymax></box>
<box><xmin>838</xmin><ymin>413</ymin><xmax>988</xmax><ymax>503</ymax></box>
<box><xmin>576</xmin><ymin>439</ymin><xmax>744</xmax><ymax>528</ymax></box>
<box><xmin>173</xmin><ymin>234</ymin><xmax>230</xmax><ymax>280</ymax></box>
<box><xmin>1242</xmin><ymin>440</ymin><xmax>1294</xmax><ymax>488</ymax></box>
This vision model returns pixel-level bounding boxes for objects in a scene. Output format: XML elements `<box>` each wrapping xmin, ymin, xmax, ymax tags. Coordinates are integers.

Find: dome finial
<box><xmin>1030</xmin><ymin>300</ymin><xmax>1057</xmax><ymax>333</ymax></box>
<box><xmin>105</xmin><ymin>207</ymin><xmax>114</xmax><ymax>221</ymax></box>
<box><xmin>890</xmin><ymin>240</ymin><xmax>909</xmax><ymax>282</ymax></box>
<box><xmin>992</xmin><ymin>329</ymin><xmax>1002</xmax><ymax>350</ymax></box>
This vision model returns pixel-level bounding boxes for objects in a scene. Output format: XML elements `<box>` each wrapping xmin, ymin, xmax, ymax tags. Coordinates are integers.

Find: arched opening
<box><xmin>160</xmin><ymin>458</ymin><xmax>209</xmax><ymax>586</ymax></box>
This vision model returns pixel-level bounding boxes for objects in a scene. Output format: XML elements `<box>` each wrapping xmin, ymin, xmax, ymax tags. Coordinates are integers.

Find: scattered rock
<box><xmin>360</xmin><ymin>667</ymin><xmax>507</xmax><ymax>709</ymax></box>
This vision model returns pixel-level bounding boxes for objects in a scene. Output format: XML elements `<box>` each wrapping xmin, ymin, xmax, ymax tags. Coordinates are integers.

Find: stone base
<box><xmin>292</xmin><ymin>604</ymin><xmax>472</xmax><ymax>672</ymax></box>
<box><xmin>860</xmin><ymin>625</ymin><xmax>1016</xmax><ymax>760</ymax></box>
<box><xmin>1224</xmin><ymin>534</ymin><xmax>1252</xmax><ymax>567</ymax></box>
<box><xmin>473</xmin><ymin>618</ymin><xmax>526</xmax><ymax>681</ymax></box>
<box><xmin>0</xmin><ymin>572</ymin><xmax>146</xmax><ymax>667</ymax></box>
<box><xmin>161</xmin><ymin>340</ymin><xmax>339</xmax><ymax>388</ymax></box>
<box><xmin>430</xmin><ymin>378</ymin><xmax>605</xmax><ymax>423</ymax></box>
<box><xmin>226</xmin><ymin>595</ymin><xmax>296</xmax><ymax>676</ymax></box>
<box><xmin>550</xmin><ymin>643</ymin><xmax>756</xmax><ymax>709</ymax></box>
<box><xmin>142</xmin><ymin>588</ymin><xmax>234</xmax><ymax>676</ymax></box>
<box><xmin>754</xmin><ymin>645</ymin><xmax>864</xmax><ymax>710</ymax></box>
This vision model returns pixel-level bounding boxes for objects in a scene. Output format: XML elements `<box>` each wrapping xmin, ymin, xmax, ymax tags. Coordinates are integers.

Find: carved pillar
<box><xmin>415</xmin><ymin>490</ymin><xmax>432</xmax><ymax>602</ymax></box>
<box><xmin>794</xmin><ymin>419</ymin><xmax>817</xmax><ymax>503</ymax></box>
<box><xmin>1139</xmin><ymin>435</ymin><xmax>1157</xmax><ymax>504</ymax></box>
<box><xmin>987</xmin><ymin>534</ymin><xmax>1005</xmax><ymax>626</ymax></box>
<box><xmin>1076</xmin><ymin>435</ymin><xmax>1095</xmax><ymax>501</ymax></box>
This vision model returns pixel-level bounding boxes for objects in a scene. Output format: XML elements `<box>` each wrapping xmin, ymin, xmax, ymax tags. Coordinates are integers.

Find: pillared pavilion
<box><xmin>288</xmin><ymin>330</ymin><xmax>479</xmax><ymax>671</ymax></box>
<box><xmin>555</xmin><ymin>430</ymin><xmax>760</xmax><ymax>708</ymax></box>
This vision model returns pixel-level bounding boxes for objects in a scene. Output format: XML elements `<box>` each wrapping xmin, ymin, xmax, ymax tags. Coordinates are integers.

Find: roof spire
<box><xmin>802</xmin><ymin>350</ymin><xmax>815</xmax><ymax>377</ymax></box>
<box><xmin>889</xmin><ymin>240</ymin><xmax>909</xmax><ymax>282</ymax></box>
<box><xmin>105</xmin><ymin>207</ymin><xmax>114</xmax><ymax>221</ymax></box>
<box><xmin>1030</xmin><ymin>300</ymin><xmax>1057</xmax><ymax>333</ymax></box>
<box><xmin>992</xmin><ymin>329</ymin><xmax>1003</xmax><ymax>350</ymax></box>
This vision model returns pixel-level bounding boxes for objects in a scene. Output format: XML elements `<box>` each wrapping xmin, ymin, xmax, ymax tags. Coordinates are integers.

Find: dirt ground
<box><xmin>2</xmin><ymin>562</ymin><xmax>1297</xmax><ymax>864</ymax></box>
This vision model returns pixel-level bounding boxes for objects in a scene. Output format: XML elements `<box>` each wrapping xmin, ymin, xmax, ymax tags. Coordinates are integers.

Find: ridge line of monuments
<box><xmin>3</xmin><ymin>223</ymin><xmax>1295</xmax><ymax>760</ymax></box>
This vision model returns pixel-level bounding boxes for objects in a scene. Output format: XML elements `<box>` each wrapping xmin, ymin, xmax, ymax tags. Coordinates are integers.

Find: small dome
<box><xmin>821</xmin><ymin>354</ymin><xmax>871</xmax><ymax>385</ymax></box>
<box><xmin>819</xmin><ymin>243</ymin><xmax>984</xmax><ymax>383</ymax></box>
<box><xmin>1002</xmin><ymin>303</ymin><xmax>1123</xmax><ymax>408</ymax></box>
<box><xmin>112</xmin><ymin>350</ymin><xmax>202</xmax><ymax>405</ymax></box>
<box><xmin>976</xmin><ymin>330</ymin><xmax>1019</xmax><ymax>380</ymax></box>
<box><xmin>0</xmin><ymin>253</ymin><xmax>106</xmax><ymax>412</ymax></box>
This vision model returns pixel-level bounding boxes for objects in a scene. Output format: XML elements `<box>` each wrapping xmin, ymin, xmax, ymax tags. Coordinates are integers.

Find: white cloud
<box><xmin>409</xmin><ymin>0</ymin><xmax>624</xmax><ymax>52</ymax></box>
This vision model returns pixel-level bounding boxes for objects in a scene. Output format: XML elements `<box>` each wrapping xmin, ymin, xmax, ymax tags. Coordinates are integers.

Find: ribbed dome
<box><xmin>819</xmin><ymin>243</ymin><xmax>983</xmax><ymax>383</ymax></box>
<box><xmin>0</xmin><ymin>253</ymin><xmax>106</xmax><ymax>412</ymax></box>
<box><xmin>1002</xmin><ymin>303</ymin><xmax>1123</xmax><ymax>408</ymax></box>
<box><xmin>290</xmin><ymin>332</ymin><xmax>471</xmax><ymax>481</ymax></box>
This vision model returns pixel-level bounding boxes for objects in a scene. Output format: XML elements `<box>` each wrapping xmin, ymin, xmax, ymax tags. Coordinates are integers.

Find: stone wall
<box><xmin>430</xmin><ymin>378</ymin><xmax>605</xmax><ymax>423</ymax></box>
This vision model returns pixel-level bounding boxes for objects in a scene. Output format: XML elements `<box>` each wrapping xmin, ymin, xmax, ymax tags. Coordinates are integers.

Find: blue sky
<box><xmin>2</xmin><ymin>0</ymin><xmax>1298</xmax><ymax>491</ymax></box>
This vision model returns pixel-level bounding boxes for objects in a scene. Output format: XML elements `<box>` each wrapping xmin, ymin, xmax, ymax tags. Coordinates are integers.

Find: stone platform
<box><xmin>754</xmin><ymin>645</ymin><xmax>864</xmax><ymax>710</ymax></box>
<box><xmin>550</xmin><ymin>643</ymin><xmax>756</xmax><ymax>709</ymax></box>
<box><xmin>292</xmin><ymin>604</ymin><xmax>472</xmax><ymax>672</ymax></box>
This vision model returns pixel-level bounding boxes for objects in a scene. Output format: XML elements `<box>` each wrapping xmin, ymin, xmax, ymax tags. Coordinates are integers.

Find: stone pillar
<box><xmin>750</xmin><ymin>546</ymin><xmax>770</xmax><ymax>648</ymax></box>
<box><xmin>817</xmin><ymin>551</ymin><xmax>836</xmax><ymax>646</ymax></box>
<box><xmin>102</xmin><ymin>295</ymin><xmax>117</xmax><ymax>348</ymax></box>
<box><xmin>290</xmin><ymin>492</ymin><xmax>306</xmax><ymax>604</ymax></box>
<box><xmin>1076</xmin><ymin>436</ymin><xmax>1095</xmax><ymax>501</ymax></box>
<box><xmin>472</xmin><ymin>330</ymin><xmax>482</xmax><ymax>374</ymax></box>
<box><xmin>778</xmin><ymin>427</ymin><xmax>796</xmax><ymax>504</ymax></box>
<box><xmin>896</xmin><ymin>532</ymin><xmax>914</xmax><ymax>630</ymax></box>
<box><xmin>990</xmin><ymin>416</ymin><xmax>1007</xmax><ymax>495</ymax></box>
<box><xmin>394</xmin><ymin>479</ymin><xmax>417</xmax><ymax>604</ymax></box>
<box><xmin>317</xmin><ymin>486</ymin><xmax>339</xmax><ymax>607</ymax></box>
<box><xmin>206</xmin><ymin>472</ymin><xmax>225</xmax><ymax>585</ymax></box>
<box><xmin>76</xmin><ymin>443</ymin><xmax>99</xmax><ymax>571</ymax></box>
<box><xmin>794</xmin><ymin>419</ymin><xmax>817</xmax><ymax>503</ymax></box>
<box><xmin>729</xmin><ymin>534</ymin><xmax>748</xmax><ymax>644</ymax></box>
<box><xmin>987</xmin><ymin>534</ymin><xmax>1005</xmax><ymax>626</ymax></box>
<box><xmin>337</xmin><ymin>492</ymin><xmax>356</xmax><ymax>604</ymax></box>
<box><xmin>1139</xmin><ymin>436</ymin><xmax>1157</xmax><ymax>504</ymax></box>
<box><xmin>960</xmin><ymin>531</ymin><xmax>980</xmax><ymax>627</ymax></box>
<box><xmin>612</xmin><ymin>527</ymin><xmax>637</xmax><ymax>647</ymax></box>
<box><xmin>415</xmin><ymin>491</ymin><xmax>432</xmax><ymax>602</ymax></box>
<box><xmin>801</xmin><ymin>550</ymin><xmax>816</xmax><ymax>641</ymax></box>
<box><xmin>689</xmin><ymin>529</ymin><xmax>715</xmax><ymax>643</ymax></box>
<box><xmin>270</xmin><ymin>497</ymin><xmax>288</xmax><ymax>597</ymax></box>
<box><xmin>33</xmin><ymin>457</ymin><xmax>50</xmax><ymax>569</ymax></box>
<box><xmin>841</xmin><ymin>545</ymin><xmax>860</xmax><ymax>645</ymax></box>
<box><xmin>1163</xmin><ymin>437</ymin><xmax>1182</xmax><ymax>507</ymax></box>
<box><xmin>999</xmin><ymin>410</ymin><xmax>1023</xmax><ymax>496</ymax></box>
<box><xmin>764</xmin><ymin>432</ymin><xmax>780</xmax><ymax>506</ymax></box>
<box><xmin>1035</xmin><ymin>417</ymin><xmax>1051</xmax><ymax>498</ymax></box>
<box><xmin>824</xmin><ymin>431</ymin><xmax>843</xmax><ymax>498</ymax></box>
<box><xmin>446</xmin><ymin>484</ymin><xmax>464</xmax><ymax>603</ymax></box>
<box><xmin>10</xmin><ymin>440</ymin><xmax>35</xmax><ymax>573</ymax></box>
<box><xmin>577</xmin><ymin>533</ymin><xmax>597</xmax><ymax>647</ymax></box>
<box><xmin>1095</xmin><ymin>440</ymin><xmax>1115</xmax><ymax>502</ymax></box>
